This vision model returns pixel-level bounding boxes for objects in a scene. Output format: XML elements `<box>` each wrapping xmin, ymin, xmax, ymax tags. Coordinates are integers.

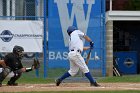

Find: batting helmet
<box><xmin>67</xmin><ymin>26</ymin><xmax>77</xmax><ymax>35</ymax></box>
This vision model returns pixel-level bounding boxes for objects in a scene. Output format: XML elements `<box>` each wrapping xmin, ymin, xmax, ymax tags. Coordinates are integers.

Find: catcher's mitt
<box><xmin>32</xmin><ymin>58</ymin><xmax>40</xmax><ymax>69</ymax></box>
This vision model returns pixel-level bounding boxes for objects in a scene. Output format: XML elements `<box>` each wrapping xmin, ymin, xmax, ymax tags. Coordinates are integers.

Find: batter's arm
<box><xmin>83</xmin><ymin>47</ymin><xmax>90</xmax><ymax>51</ymax></box>
<box><xmin>84</xmin><ymin>35</ymin><xmax>92</xmax><ymax>42</ymax></box>
<box><xmin>84</xmin><ymin>35</ymin><xmax>94</xmax><ymax>49</ymax></box>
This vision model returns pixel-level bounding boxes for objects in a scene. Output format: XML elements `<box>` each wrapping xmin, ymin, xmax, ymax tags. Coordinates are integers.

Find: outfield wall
<box><xmin>48</xmin><ymin>0</ymin><xmax>106</xmax><ymax>77</ymax></box>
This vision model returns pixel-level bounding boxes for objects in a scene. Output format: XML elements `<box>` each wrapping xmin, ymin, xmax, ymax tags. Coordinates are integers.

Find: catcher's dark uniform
<box><xmin>0</xmin><ymin>45</ymin><xmax>24</xmax><ymax>86</ymax></box>
<box><xmin>4</xmin><ymin>53</ymin><xmax>23</xmax><ymax>85</ymax></box>
<box><xmin>4</xmin><ymin>53</ymin><xmax>23</xmax><ymax>71</ymax></box>
<box><xmin>0</xmin><ymin>45</ymin><xmax>40</xmax><ymax>87</ymax></box>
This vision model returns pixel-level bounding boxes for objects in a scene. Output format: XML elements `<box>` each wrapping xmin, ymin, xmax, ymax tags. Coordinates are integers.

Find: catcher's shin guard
<box><xmin>7</xmin><ymin>73</ymin><xmax>22</xmax><ymax>86</ymax></box>
<box><xmin>0</xmin><ymin>67</ymin><xmax>11</xmax><ymax>86</ymax></box>
<box><xmin>0</xmin><ymin>73</ymin><xmax>5</xmax><ymax>86</ymax></box>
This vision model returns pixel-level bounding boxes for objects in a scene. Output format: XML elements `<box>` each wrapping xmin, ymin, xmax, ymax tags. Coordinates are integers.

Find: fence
<box><xmin>0</xmin><ymin>0</ymin><xmax>47</xmax><ymax>78</ymax></box>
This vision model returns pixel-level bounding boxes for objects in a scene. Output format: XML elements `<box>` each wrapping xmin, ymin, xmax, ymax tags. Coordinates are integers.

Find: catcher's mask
<box><xmin>67</xmin><ymin>26</ymin><xmax>77</xmax><ymax>36</ymax></box>
<box><xmin>13</xmin><ymin>45</ymin><xmax>24</xmax><ymax>59</ymax></box>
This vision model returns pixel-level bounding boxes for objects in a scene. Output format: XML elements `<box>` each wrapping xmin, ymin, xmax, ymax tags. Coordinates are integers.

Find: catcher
<box><xmin>0</xmin><ymin>45</ymin><xmax>40</xmax><ymax>87</ymax></box>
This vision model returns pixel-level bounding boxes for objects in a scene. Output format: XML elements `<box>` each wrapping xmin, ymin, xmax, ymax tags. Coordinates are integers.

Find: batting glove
<box><xmin>90</xmin><ymin>41</ymin><xmax>94</xmax><ymax>49</ymax></box>
<box><xmin>90</xmin><ymin>41</ymin><xmax>94</xmax><ymax>47</ymax></box>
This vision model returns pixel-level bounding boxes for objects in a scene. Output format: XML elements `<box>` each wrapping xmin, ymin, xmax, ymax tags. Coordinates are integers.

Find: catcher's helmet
<box><xmin>67</xmin><ymin>26</ymin><xmax>77</xmax><ymax>35</ymax></box>
<box><xmin>13</xmin><ymin>45</ymin><xmax>24</xmax><ymax>59</ymax></box>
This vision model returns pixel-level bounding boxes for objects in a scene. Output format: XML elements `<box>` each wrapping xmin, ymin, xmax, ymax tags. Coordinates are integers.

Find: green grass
<box><xmin>4</xmin><ymin>77</ymin><xmax>54</xmax><ymax>84</ymax></box>
<box><xmin>98</xmin><ymin>75</ymin><xmax>140</xmax><ymax>83</ymax></box>
<box><xmin>2</xmin><ymin>75</ymin><xmax>140</xmax><ymax>93</ymax></box>
<box><xmin>11</xmin><ymin>75</ymin><xmax>140</xmax><ymax>83</ymax></box>
<box><xmin>3</xmin><ymin>74</ymin><xmax>140</xmax><ymax>84</ymax></box>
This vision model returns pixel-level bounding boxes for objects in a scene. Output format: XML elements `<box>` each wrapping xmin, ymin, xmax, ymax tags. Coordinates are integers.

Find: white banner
<box><xmin>0</xmin><ymin>20</ymin><xmax>43</xmax><ymax>52</ymax></box>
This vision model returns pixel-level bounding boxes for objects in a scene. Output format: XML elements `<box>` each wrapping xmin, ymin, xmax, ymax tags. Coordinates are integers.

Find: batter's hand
<box><xmin>90</xmin><ymin>41</ymin><xmax>94</xmax><ymax>49</ymax></box>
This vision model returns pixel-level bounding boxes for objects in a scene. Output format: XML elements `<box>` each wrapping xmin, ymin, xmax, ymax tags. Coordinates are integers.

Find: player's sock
<box><xmin>85</xmin><ymin>72</ymin><xmax>96</xmax><ymax>83</ymax></box>
<box><xmin>59</xmin><ymin>72</ymin><xmax>71</xmax><ymax>81</ymax></box>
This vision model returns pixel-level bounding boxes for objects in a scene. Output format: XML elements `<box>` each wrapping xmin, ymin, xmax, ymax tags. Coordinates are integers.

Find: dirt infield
<box><xmin>0</xmin><ymin>83</ymin><xmax>140</xmax><ymax>92</ymax></box>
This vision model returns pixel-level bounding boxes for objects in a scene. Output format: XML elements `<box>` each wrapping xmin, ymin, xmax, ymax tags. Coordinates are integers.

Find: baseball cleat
<box><xmin>7</xmin><ymin>81</ymin><xmax>18</xmax><ymax>86</ymax></box>
<box><xmin>0</xmin><ymin>83</ymin><xmax>2</xmax><ymax>87</ymax></box>
<box><xmin>55</xmin><ymin>79</ymin><xmax>62</xmax><ymax>86</ymax></box>
<box><xmin>90</xmin><ymin>82</ymin><xmax>100</xmax><ymax>87</ymax></box>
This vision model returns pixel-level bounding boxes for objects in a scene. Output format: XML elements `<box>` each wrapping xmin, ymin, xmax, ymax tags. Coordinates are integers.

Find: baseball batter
<box><xmin>55</xmin><ymin>26</ymin><xmax>100</xmax><ymax>87</ymax></box>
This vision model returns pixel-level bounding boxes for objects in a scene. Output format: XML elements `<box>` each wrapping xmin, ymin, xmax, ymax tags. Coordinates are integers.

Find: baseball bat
<box><xmin>85</xmin><ymin>49</ymin><xmax>92</xmax><ymax>64</ymax></box>
<box><xmin>113</xmin><ymin>66</ymin><xmax>121</xmax><ymax>76</ymax></box>
<box><xmin>80</xmin><ymin>48</ymin><xmax>92</xmax><ymax>77</ymax></box>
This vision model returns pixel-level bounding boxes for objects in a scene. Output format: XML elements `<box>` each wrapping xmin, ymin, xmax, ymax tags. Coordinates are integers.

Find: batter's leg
<box><xmin>56</xmin><ymin>58</ymin><xmax>79</xmax><ymax>86</ymax></box>
<box><xmin>55</xmin><ymin>72</ymin><xmax>71</xmax><ymax>86</ymax></box>
<box><xmin>74</xmin><ymin>54</ymin><xmax>100</xmax><ymax>87</ymax></box>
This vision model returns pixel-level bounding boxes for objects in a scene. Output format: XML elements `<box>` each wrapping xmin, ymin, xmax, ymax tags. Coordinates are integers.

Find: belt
<box><xmin>70</xmin><ymin>49</ymin><xmax>81</xmax><ymax>53</ymax></box>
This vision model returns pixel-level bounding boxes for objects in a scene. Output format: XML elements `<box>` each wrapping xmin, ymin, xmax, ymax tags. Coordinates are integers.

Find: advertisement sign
<box><xmin>114</xmin><ymin>52</ymin><xmax>137</xmax><ymax>74</ymax></box>
<box><xmin>48</xmin><ymin>0</ymin><xmax>104</xmax><ymax>69</ymax></box>
<box><xmin>0</xmin><ymin>20</ymin><xmax>43</xmax><ymax>52</ymax></box>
